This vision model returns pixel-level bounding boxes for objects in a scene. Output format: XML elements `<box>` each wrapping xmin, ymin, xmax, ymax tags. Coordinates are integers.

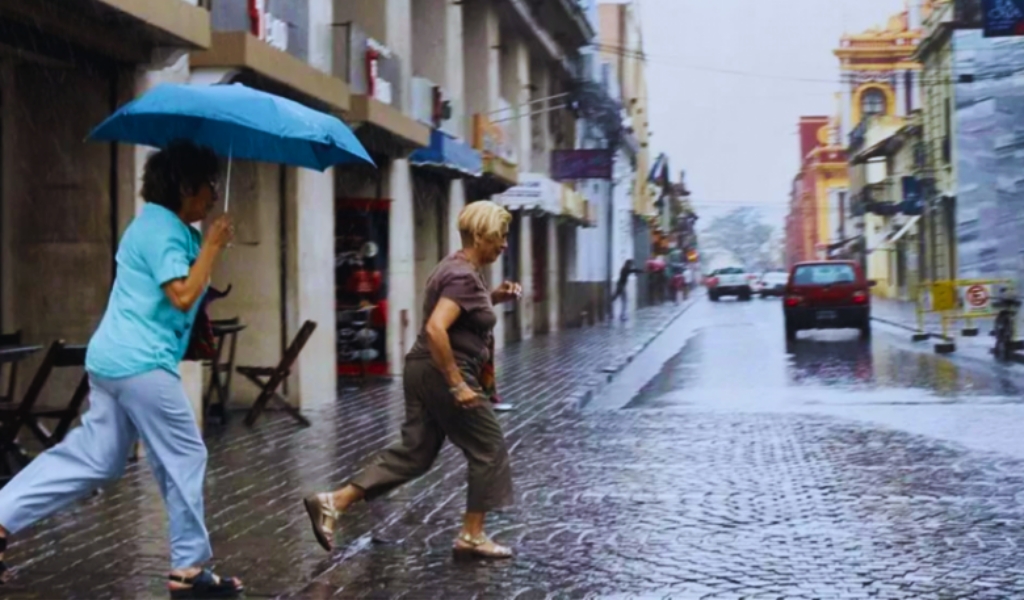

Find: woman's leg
<box><xmin>421</xmin><ymin>370</ymin><xmax>513</xmax><ymax>557</ymax></box>
<box><xmin>0</xmin><ymin>377</ymin><xmax>137</xmax><ymax>575</ymax></box>
<box><xmin>304</xmin><ymin>361</ymin><xmax>445</xmax><ymax>551</ymax></box>
<box><xmin>112</xmin><ymin>370</ymin><xmax>228</xmax><ymax>586</ymax></box>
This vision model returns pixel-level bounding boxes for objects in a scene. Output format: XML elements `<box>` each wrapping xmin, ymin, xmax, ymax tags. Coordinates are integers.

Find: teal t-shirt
<box><xmin>86</xmin><ymin>203</ymin><xmax>205</xmax><ymax>379</ymax></box>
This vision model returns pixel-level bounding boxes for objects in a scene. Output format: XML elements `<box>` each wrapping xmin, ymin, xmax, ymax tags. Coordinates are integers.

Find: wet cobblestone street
<box><xmin>8</xmin><ymin>297</ymin><xmax>1024</xmax><ymax>598</ymax></box>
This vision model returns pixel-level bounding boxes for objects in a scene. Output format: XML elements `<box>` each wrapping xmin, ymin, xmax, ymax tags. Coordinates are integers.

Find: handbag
<box><xmin>184</xmin><ymin>284</ymin><xmax>232</xmax><ymax>361</ymax></box>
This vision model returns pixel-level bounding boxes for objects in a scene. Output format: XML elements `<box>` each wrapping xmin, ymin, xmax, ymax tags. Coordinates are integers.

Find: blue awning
<box><xmin>410</xmin><ymin>129</ymin><xmax>483</xmax><ymax>177</ymax></box>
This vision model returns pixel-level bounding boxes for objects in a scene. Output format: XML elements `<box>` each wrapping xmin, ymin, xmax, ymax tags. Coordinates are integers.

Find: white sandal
<box><xmin>303</xmin><ymin>493</ymin><xmax>340</xmax><ymax>552</ymax></box>
<box><xmin>452</xmin><ymin>532</ymin><xmax>513</xmax><ymax>560</ymax></box>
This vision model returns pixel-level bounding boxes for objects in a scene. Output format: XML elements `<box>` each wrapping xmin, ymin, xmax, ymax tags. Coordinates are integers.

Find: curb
<box><xmin>570</xmin><ymin>295</ymin><xmax>702</xmax><ymax>410</ymax></box>
<box><xmin>871</xmin><ymin>315</ymin><xmax>951</xmax><ymax>342</ymax></box>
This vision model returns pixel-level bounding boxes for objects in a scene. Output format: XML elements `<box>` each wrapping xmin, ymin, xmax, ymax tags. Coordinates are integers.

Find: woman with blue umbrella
<box><xmin>0</xmin><ymin>140</ymin><xmax>242</xmax><ymax>597</ymax></box>
<box><xmin>0</xmin><ymin>82</ymin><xmax>372</xmax><ymax>595</ymax></box>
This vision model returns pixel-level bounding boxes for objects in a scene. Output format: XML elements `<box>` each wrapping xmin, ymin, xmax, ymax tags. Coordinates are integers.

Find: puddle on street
<box><xmin>627</xmin><ymin>328</ymin><xmax>1024</xmax><ymax>410</ymax></box>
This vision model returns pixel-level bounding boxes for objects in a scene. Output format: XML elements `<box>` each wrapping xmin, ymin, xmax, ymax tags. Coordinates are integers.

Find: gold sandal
<box><xmin>303</xmin><ymin>493</ymin><xmax>340</xmax><ymax>552</ymax></box>
<box><xmin>452</xmin><ymin>532</ymin><xmax>513</xmax><ymax>560</ymax></box>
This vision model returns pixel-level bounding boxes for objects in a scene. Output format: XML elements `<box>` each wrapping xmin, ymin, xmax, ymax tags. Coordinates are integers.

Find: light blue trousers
<box><xmin>0</xmin><ymin>369</ymin><xmax>212</xmax><ymax>569</ymax></box>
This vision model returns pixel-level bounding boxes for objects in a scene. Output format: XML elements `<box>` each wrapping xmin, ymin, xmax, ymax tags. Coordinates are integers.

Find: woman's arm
<box><xmin>163</xmin><ymin>242</ymin><xmax>221</xmax><ymax>312</ymax></box>
<box><xmin>162</xmin><ymin>215</ymin><xmax>233</xmax><ymax>312</ymax></box>
<box><xmin>425</xmin><ymin>297</ymin><xmax>465</xmax><ymax>388</ymax></box>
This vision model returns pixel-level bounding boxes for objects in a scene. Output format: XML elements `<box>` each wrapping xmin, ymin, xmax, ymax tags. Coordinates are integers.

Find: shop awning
<box><xmin>495</xmin><ymin>173</ymin><xmax>560</xmax><ymax>215</ymax></box>
<box><xmin>191</xmin><ymin>32</ymin><xmax>350</xmax><ymax>114</ymax></box>
<box><xmin>870</xmin><ymin>215</ymin><xmax>921</xmax><ymax>254</ymax></box>
<box><xmin>410</xmin><ymin>129</ymin><xmax>483</xmax><ymax>178</ymax></box>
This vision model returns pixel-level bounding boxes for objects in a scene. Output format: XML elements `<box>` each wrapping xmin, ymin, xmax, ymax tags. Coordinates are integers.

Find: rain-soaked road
<box><xmin>302</xmin><ymin>297</ymin><xmax>1024</xmax><ymax>598</ymax></box>
<box><xmin>7</xmin><ymin>298</ymin><xmax>1024</xmax><ymax>598</ymax></box>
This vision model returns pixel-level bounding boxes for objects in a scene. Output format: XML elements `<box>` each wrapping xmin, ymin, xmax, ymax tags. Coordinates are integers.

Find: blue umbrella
<box><xmin>89</xmin><ymin>83</ymin><xmax>375</xmax><ymax>210</ymax></box>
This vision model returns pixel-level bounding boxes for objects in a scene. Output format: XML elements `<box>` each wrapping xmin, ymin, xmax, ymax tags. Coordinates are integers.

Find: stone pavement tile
<box><xmin>0</xmin><ymin>302</ymin><xmax>692</xmax><ymax>598</ymax></box>
<box><xmin>295</xmin><ymin>410</ymin><xmax>1024</xmax><ymax>598</ymax></box>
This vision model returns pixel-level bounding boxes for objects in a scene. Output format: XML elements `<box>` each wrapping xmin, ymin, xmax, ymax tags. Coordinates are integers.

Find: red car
<box><xmin>783</xmin><ymin>261</ymin><xmax>875</xmax><ymax>341</ymax></box>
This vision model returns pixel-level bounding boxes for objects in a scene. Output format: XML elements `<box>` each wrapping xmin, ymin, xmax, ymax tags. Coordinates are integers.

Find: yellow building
<box><xmin>599</xmin><ymin>0</ymin><xmax>653</xmax><ymax>216</ymax></box>
<box><xmin>833</xmin><ymin>8</ymin><xmax>922</xmax><ymax>256</ymax></box>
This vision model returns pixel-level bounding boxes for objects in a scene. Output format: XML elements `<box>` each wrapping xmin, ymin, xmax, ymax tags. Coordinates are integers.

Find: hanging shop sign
<box><xmin>472</xmin><ymin>114</ymin><xmax>518</xmax><ymax>184</ymax></box>
<box><xmin>551</xmin><ymin>149</ymin><xmax>613</xmax><ymax>180</ymax></box>
<box><xmin>560</xmin><ymin>186</ymin><xmax>587</xmax><ymax>222</ymax></box>
<box><xmin>248</xmin><ymin>0</ymin><xmax>289</xmax><ymax>52</ymax></box>
<box><xmin>982</xmin><ymin>0</ymin><xmax>1024</xmax><ymax>37</ymax></box>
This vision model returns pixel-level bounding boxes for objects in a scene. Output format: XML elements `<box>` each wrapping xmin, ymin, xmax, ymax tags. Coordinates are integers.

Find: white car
<box><xmin>707</xmin><ymin>267</ymin><xmax>753</xmax><ymax>301</ymax></box>
<box><xmin>755</xmin><ymin>271</ymin><xmax>790</xmax><ymax>298</ymax></box>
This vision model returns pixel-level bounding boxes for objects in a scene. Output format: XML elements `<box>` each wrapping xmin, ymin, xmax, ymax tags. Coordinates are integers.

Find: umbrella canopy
<box><xmin>89</xmin><ymin>83</ymin><xmax>374</xmax><ymax>171</ymax></box>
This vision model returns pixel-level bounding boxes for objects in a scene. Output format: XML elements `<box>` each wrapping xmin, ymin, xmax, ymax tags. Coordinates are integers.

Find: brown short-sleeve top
<box><xmin>407</xmin><ymin>252</ymin><xmax>496</xmax><ymax>367</ymax></box>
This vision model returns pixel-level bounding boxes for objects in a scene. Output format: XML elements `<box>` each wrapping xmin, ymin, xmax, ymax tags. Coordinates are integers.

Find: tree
<box><xmin>700</xmin><ymin>208</ymin><xmax>777</xmax><ymax>271</ymax></box>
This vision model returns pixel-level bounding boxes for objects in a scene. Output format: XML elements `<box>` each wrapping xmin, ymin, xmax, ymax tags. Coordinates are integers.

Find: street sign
<box><xmin>964</xmin><ymin>283</ymin><xmax>992</xmax><ymax>314</ymax></box>
<box><xmin>931</xmin><ymin>281</ymin><xmax>957</xmax><ymax>312</ymax></box>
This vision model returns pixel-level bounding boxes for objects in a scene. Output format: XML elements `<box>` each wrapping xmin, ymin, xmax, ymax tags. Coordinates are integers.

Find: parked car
<box><xmin>755</xmin><ymin>271</ymin><xmax>790</xmax><ymax>298</ymax></box>
<box><xmin>707</xmin><ymin>267</ymin><xmax>753</xmax><ymax>301</ymax></box>
<box><xmin>783</xmin><ymin>261</ymin><xmax>875</xmax><ymax>340</ymax></box>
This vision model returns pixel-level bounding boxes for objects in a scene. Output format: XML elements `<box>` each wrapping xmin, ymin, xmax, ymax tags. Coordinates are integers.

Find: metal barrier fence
<box><xmin>913</xmin><ymin>278</ymin><xmax>1015</xmax><ymax>352</ymax></box>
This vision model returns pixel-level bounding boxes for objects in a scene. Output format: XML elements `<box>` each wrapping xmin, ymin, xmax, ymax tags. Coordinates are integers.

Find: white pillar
<box><xmin>385</xmin><ymin>0</ymin><xmax>413</xmax><ymax>115</ymax></box>
<box><xmin>290</xmin><ymin>167</ymin><xmax>338</xmax><ymax>409</ymax></box>
<box><xmin>519</xmin><ymin>213</ymin><xmax>534</xmax><ymax>340</ymax></box>
<box><xmin>448</xmin><ymin>178</ymin><xmax>467</xmax><ymax>254</ymax></box>
<box><xmin>514</xmin><ymin>38</ymin><xmax>531</xmax><ymax>174</ymax></box>
<box><xmin>547</xmin><ymin>217</ymin><xmax>561</xmax><ymax>332</ymax></box>
<box><xmin>308</xmin><ymin>0</ymin><xmax>334</xmax><ymax>74</ymax></box>
<box><xmin>388</xmin><ymin>159</ymin><xmax>416</xmax><ymax>376</ymax></box>
<box><xmin>445</xmin><ymin>0</ymin><xmax>466</xmax><ymax>139</ymax></box>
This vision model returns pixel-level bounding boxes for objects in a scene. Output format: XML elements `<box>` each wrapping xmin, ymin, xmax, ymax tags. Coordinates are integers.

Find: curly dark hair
<box><xmin>140</xmin><ymin>140</ymin><xmax>221</xmax><ymax>213</ymax></box>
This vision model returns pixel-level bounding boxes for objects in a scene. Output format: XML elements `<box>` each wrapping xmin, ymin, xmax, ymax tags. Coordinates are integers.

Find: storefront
<box><xmin>409</xmin><ymin>128</ymin><xmax>485</xmax><ymax>302</ymax></box>
<box><xmin>190</xmin><ymin>6</ymin><xmax>352</xmax><ymax>406</ymax></box>
<box><xmin>558</xmin><ymin>187</ymin><xmax>591</xmax><ymax>327</ymax></box>
<box><xmin>495</xmin><ymin>174</ymin><xmax>566</xmax><ymax>339</ymax></box>
<box><xmin>0</xmin><ymin>0</ymin><xmax>210</xmax><ymax>406</ymax></box>
<box><xmin>325</xmin><ymin>19</ymin><xmax>431</xmax><ymax>378</ymax></box>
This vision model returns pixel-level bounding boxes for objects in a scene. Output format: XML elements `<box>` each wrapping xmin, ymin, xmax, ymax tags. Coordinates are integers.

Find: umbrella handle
<box><xmin>224</xmin><ymin>146</ymin><xmax>233</xmax><ymax>213</ymax></box>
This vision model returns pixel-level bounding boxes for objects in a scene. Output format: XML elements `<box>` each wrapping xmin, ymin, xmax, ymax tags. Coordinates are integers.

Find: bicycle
<box><xmin>991</xmin><ymin>288</ymin><xmax>1021</xmax><ymax>361</ymax></box>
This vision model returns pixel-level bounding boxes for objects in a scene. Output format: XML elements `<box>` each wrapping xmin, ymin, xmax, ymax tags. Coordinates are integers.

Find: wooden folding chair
<box><xmin>0</xmin><ymin>331</ymin><xmax>23</xmax><ymax>405</ymax></box>
<box><xmin>203</xmin><ymin>317</ymin><xmax>243</xmax><ymax>426</ymax></box>
<box><xmin>0</xmin><ymin>341</ymin><xmax>89</xmax><ymax>467</ymax></box>
<box><xmin>237</xmin><ymin>320</ymin><xmax>317</xmax><ymax>428</ymax></box>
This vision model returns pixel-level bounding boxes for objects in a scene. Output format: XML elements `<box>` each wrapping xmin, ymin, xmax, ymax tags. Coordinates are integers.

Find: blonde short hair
<box><xmin>458</xmin><ymin>200</ymin><xmax>512</xmax><ymax>246</ymax></box>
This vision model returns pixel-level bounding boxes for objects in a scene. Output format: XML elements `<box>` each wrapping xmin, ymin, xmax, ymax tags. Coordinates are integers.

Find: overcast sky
<box><xmin>640</xmin><ymin>0</ymin><xmax>909</xmax><ymax>227</ymax></box>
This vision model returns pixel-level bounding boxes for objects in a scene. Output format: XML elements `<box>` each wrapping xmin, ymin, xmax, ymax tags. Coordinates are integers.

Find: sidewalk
<box><xmin>871</xmin><ymin>296</ymin><xmax>942</xmax><ymax>334</ymax></box>
<box><xmin>0</xmin><ymin>300</ymin><xmax>696</xmax><ymax>599</ymax></box>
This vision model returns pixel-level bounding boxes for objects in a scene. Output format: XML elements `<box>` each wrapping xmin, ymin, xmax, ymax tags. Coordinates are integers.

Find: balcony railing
<box><xmin>853</xmin><ymin>182</ymin><xmax>900</xmax><ymax>216</ymax></box>
<box><xmin>333</xmin><ymin>22</ymin><xmax>403</xmax><ymax>109</ymax></box>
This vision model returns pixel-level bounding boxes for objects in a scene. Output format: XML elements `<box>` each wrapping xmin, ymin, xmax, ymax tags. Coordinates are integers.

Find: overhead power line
<box><xmin>592</xmin><ymin>43</ymin><xmax>1024</xmax><ymax>89</ymax></box>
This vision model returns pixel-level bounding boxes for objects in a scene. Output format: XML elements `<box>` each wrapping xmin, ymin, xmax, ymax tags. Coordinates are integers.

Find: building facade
<box><xmin>0</xmin><ymin>0</ymin><xmax>669</xmax><ymax>423</ymax></box>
